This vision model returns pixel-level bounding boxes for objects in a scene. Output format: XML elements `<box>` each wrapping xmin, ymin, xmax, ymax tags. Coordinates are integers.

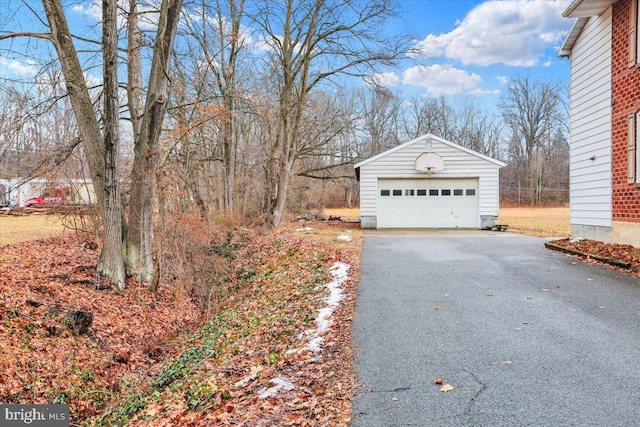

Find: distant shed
<box><xmin>0</xmin><ymin>178</ymin><xmax>95</xmax><ymax>207</ymax></box>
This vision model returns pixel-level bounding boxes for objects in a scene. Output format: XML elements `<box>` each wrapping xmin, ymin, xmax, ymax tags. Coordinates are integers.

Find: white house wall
<box><xmin>568</xmin><ymin>7</ymin><xmax>612</xmax><ymax>239</ymax></box>
<box><xmin>359</xmin><ymin>137</ymin><xmax>502</xmax><ymax>226</ymax></box>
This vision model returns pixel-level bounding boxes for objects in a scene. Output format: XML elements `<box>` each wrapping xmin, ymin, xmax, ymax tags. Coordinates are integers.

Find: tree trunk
<box><xmin>127</xmin><ymin>0</ymin><xmax>183</xmax><ymax>284</ymax></box>
<box><xmin>97</xmin><ymin>0</ymin><xmax>125</xmax><ymax>289</ymax></box>
<box><xmin>42</xmin><ymin>0</ymin><xmax>105</xmax><ymax>212</ymax></box>
<box><xmin>272</xmin><ymin>155</ymin><xmax>294</xmax><ymax>226</ymax></box>
<box><xmin>222</xmin><ymin>112</ymin><xmax>234</xmax><ymax>213</ymax></box>
<box><xmin>43</xmin><ymin>0</ymin><xmax>126</xmax><ymax>287</ymax></box>
<box><xmin>127</xmin><ymin>0</ymin><xmax>144</xmax><ymax>142</ymax></box>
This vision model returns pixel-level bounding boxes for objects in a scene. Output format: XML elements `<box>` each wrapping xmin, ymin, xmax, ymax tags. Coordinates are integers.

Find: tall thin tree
<box><xmin>250</xmin><ymin>0</ymin><xmax>409</xmax><ymax>225</ymax></box>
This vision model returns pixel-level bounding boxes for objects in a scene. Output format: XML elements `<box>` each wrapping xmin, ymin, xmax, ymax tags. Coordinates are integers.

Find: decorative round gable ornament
<box><xmin>415</xmin><ymin>152</ymin><xmax>445</xmax><ymax>174</ymax></box>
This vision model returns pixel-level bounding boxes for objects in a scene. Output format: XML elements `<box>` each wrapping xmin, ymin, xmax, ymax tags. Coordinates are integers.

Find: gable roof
<box><xmin>558</xmin><ymin>0</ymin><xmax>615</xmax><ymax>57</ymax></box>
<box><xmin>354</xmin><ymin>133</ymin><xmax>506</xmax><ymax>170</ymax></box>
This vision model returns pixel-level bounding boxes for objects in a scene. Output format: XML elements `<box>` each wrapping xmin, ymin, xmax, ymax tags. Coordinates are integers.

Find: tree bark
<box><xmin>127</xmin><ymin>0</ymin><xmax>183</xmax><ymax>284</ymax></box>
<box><xmin>97</xmin><ymin>0</ymin><xmax>126</xmax><ymax>289</ymax></box>
<box><xmin>43</xmin><ymin>0</ymin><xmax>126</xmax><ymax>287</ymax></box>
<box><xmin>41</xmin><ymin>0</ymin><xmax>105</xmax><ymax>212</ymax></box>
<box><xmin>127</xmin><ymin>0</ymin><xmax>144</xmax><ymax>142</ymax></box>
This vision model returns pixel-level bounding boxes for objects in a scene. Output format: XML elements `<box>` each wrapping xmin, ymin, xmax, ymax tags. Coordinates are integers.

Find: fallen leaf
<box><xmin>595</xmin><ymin>306</ymin><xmax>604</xmax><ymax>309</ymax></box>
<box><xmin>433</xmin><ymin>379</ymin><xmax>443</xmax><ymax>385</ymax></box>
<box><xmin>587</xmin><ymin>278</ymin><xmax>593</xmax><ymax>281</ymax></box>
<box><xmin>500</xmin><ymin>360</ymin><xmax>512</xmax><ymax>364</ymax></box>
<box><xmin>391</xmin><ymin>397</ymin><xmax>398</xmax><ymax>401</ymax></box>
<box><xmin>250</xmin><ymin>365</ymin><xmax>264</xmax><ymax>376</ymax></box>
<box><xmin>439</xmin><ymin>384</ymin><xmax>454</xmax><ymax>392</ymax></box>
<box><xmin>432</xmin><ymin>306</ymin><xmax>441</xmax><ymax>311</ymax></box>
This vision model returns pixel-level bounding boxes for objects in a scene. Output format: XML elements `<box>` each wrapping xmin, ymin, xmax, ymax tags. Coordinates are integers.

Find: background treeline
<box><xmin>0</xmin><ymin>76</ymin><xmax>569</xmax><ymax>214</ymax></box>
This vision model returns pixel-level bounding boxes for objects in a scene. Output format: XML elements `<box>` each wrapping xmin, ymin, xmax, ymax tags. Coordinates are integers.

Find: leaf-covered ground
<box><xmin>0</xmin><ymin>234</ymin><xmax>201</xmax><ymax>420</ymax></box>
<box><xmin>548</xmin><ymin>237</ymin><xmax>640</xmax><ymax>274</ymax></box>
<box><xmin>1</xmin><ymin>221</ymin><xmax>361</xmax><ymax>426</ymax></box>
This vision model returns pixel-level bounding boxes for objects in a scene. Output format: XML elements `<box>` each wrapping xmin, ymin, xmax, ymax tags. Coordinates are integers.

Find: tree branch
<box><xmin>0</xmin><ymin>32</ymin><xmax>50</xmax><ymax>41</ymax></box>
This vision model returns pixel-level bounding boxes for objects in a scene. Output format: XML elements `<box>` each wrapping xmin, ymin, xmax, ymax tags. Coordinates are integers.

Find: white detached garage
<box><xmin>355</xmin><ymin>134</ymin><xmax>506</xmax><ymax>229</ymax></box>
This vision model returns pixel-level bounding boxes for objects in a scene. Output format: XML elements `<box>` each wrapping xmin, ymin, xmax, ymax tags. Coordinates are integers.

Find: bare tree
<box><xmin>499</xmin><ymin>77</ymin><xmax>566</xmax><ymax>205</ymax></box>
<box><xmin>402</xmin><ymin>97</ymin><xmax>456</xmax><ymax>142</ymax></box>
<box><xmin>249</xmin><ymin>0</ymin><xmax>409</xmax><ymax>225</ymax></box>
<box><xmin>357</xmin><ymin>86</ymin><xmax>402</xmax><ymax>156</ymax></box>
<box><xmin>175</xmin><ymin>0</ymin><xmax>249</xmax><ymax>215</ymax></box>
<box><xmin>453</xmin><ymin>98</ymin><xmax>503</xmax><ymax>158</ymax></box>
<box><xmin>126</xmin><ymin>0</ymin><xmax>183</xmax><ymax>285</ymax></box>
<box><xmin>98</xmin><ymin>0</ymin><xmax>125</xmax><ymax>287</ymax></box>
<box><xmin>41</xmin><ymin>0</ymin><xmax>106</xmax><ymax>215</ymax></box>
<box><xmin>0</xmin><ymin>0</ymin><xmax>185</xmax><ymax>287</ymax></box>
<box><xmin>400</xmin><ymin>96</ymin><xmax>502</xmax><ymax>158</ymax></box>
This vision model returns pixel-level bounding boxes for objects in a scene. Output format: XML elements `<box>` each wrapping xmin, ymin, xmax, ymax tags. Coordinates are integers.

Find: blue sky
<box><xmin>0</xmin><ymin>0</ymin><xmax>574</xmax><ymax>108</ymax></box>
<box><xmin>374</xmin><ymin>0</ymin><xmax>573</xmax><ymax>106</ymax></box>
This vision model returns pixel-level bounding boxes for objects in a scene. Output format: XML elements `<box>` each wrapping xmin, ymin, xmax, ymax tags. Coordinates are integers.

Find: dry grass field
<box><xmin>324</xmin><ymin>206</ymin><xmax>570</xmax><ymax>238</ymax></box>
<box><xmin>0</xmin><ymin>214</ymin><xmax>68</xmax><ymax>246</ymax></box>
<box><xmin>322</xmin><ymin>207</ymin><xmax>362</xmax><ymax>221</ymax></box>
<box><xmin>499</xmin><ymin>206</ymin><xmax>570</xmax><ymax>237</ymax></box>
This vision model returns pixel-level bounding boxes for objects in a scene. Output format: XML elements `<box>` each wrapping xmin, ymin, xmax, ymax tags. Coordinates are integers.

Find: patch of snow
<box><xmin>259</xmin><ymin>262</ymin><xmax>350</xmax><ymax>399</ymax></box>
<box><xmin>304</xmin><ymin>335</ymin><xmax>325</xmax><ymax>353</ymax></box>
<box><xmin>235</xmin><ymin>373</ymin><xmax>258</xmax><ymax>388</ymax></box>
<box><xmin>288</xmin><ymin>261</ymin><xmax>350</xmax><ymax>356</ymax></box>
<box><xmin>337</xmin><ymin>234</ymin><xmax>352</xmax><ymax>241</ymax></box>
<box><xmin>258</xmin><ymin>376</ymin><xmax>295</xmax><ymax>399</ymax></box>
<box><xmin>570</xmin><ymin>237</ymin><xmax>584</xmax><ymax>244</ymax></box>
<box><xmin>295</xmin><ymin>227</ymin><xmax>314</xmax><ymax>232</ymax></box>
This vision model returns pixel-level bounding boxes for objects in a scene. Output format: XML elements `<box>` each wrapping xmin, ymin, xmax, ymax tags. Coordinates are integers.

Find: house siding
<box><xmin>569</xmin><ymin>6</ymin><xmax>613</xmax><ymax>239</ymax></box>
<box><xmin>357</xmin><ymin>135</ymin><xmax>503</xmax><ymax>228</ymax></box>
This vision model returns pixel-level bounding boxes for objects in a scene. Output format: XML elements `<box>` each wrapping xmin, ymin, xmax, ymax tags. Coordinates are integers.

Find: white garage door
<box><xmin>377</xmin><ymin>178</ymin><xmax>479</xmax><ymax>228</ymax></box>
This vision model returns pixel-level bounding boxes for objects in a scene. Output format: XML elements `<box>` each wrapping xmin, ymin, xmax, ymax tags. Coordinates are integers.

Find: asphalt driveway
<box><xmin>351</xmin><ymin>230</ymin><xmax>640</xmax><ymax>426</ymax></box>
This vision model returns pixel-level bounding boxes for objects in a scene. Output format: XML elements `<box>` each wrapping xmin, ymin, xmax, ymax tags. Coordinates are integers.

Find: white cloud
<box><xmin>469</xmin><ymin>88</ymin><xmax>501</xmax><ymax>96</ymax></box>
<box><xmin>414</xmin><ymin>0</ymin><xmax>571</xmax><ymax>67</ymax></box>
<box><xmin>250</xmin><ymin>33</ymin><xmax>275</xmax><ymax>53</ymax></box>
<box><xmin>497</xmin><ymin>75</ymin><xmax>510</xmax><ymax>85</ymax></box>
<box><xmin>72</xmin><ymin>3</ymin><xmax>101</xmax><ymax>22</ymax></box>
<box><xmin>402</xmin><ymin>64</ymin><xmax>481</xmax><ymax>96</ymax></box>
<box><xmin>0</xmin><ymin>57</ymin><xmax>38</xmax><ymax>78</ymax></box>
<box><xmin>370</xmin><ymin>72</ymin><xmax>400</xmax><ymax>88</ymax></box>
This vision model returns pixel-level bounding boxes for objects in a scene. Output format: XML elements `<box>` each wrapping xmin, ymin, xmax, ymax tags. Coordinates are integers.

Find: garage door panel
<box><xmin>377</xmin><ymin>178</ymin><xmax>479</xmax><ymax>228</ymax></box>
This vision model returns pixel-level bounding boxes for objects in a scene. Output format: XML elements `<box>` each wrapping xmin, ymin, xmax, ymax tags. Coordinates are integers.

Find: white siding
<box><xmin>358</xmin><ymin>136</ymin><xmax>502</xmax><ymax>224</ymax></box>
<box><xmin>569</xmin><ymin>7</ymin><xmax>612</xmax><ymax>228</ymax></box>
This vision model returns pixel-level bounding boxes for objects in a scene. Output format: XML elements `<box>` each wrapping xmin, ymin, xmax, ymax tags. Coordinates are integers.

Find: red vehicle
<box><xmin>24</xmin><ymin>188</ymin><xmax>66</xmax><ymax>207</ymax></box>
